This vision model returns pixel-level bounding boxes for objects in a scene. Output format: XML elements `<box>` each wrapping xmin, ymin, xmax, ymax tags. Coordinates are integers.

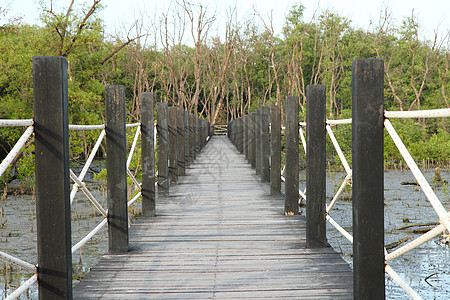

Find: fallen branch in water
<box><xmin>385</xmin><ymin>237</ymin><xmax>413</xmax><ymax>250</ymax></box>
<box><xmin>395</xmin><ymin>222</ymin><xmax>439</xmax><ymax>231</ymax></box>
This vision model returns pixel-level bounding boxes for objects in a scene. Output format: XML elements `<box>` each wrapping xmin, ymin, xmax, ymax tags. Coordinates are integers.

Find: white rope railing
<box><xmin>380</xmin><ymin>110</ymin><xmax>449</xmax><ymax>298</ymax></box>
<box><xmin>321</xmin><ymin>109</ymin><xmax>449</xmax><ymax>299</ymax></box>
<box><xmin>70</xmin><ymin>129</ymin><xmax>106</xmax><ymax>205</ymax></box>
<box><xmin>5</xmin><ymin>274</ymin><xmax>38</xmax><ymax>300</ymax></box>
<box><xmin>0</xmin><ymin>119</ymin><xmax>34</xmax><ymax>127</ymax></box>
<box><xmin>69</xmin><ymin>124</ymin><xmax>105</xmax><ymax>131</ymax></box>
<box><xmin>0</xmin><ymin>251</ymin><xmax>36</xmax><ymax>272</ymax></box>
<box><xmin>384</xmin><ymin>108</ymin><xmax>450</xmax><ymax>119</ymax></box>
<box><xmin>323</xmin><ymin>120</ymin><xmax>355</xmax><ymax>249</ymax></box>
<box><xmin>126</xmin><ymin>124</ymin><xmax>143</xmax><ymax>208</ymax></box>
<box><xmin>67</xmin><ymin>124</ymin><xmax>109</xmax><ymax>265</ymax></box>
<box><xmin>0</xmin><ymin>126</ymin><xmax>34</xmax><ymax>178</ymax></box>
<box><xmin>0</xmin><ymin>120</ymin><xmax>37</xmax><ymax>298</ymax></box>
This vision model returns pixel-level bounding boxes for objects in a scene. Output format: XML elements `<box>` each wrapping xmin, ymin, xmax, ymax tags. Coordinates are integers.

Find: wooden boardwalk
<box><xmin>74</xmin><ymin>136</ymin><xmax>353</xmax><ymax>299</ymax></box>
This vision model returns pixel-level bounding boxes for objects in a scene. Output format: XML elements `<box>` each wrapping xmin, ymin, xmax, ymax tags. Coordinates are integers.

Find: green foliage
<box><xmin>0</xmin><ymin>1</ymin><xmax>449</xmax><ymax>186</ymax></box>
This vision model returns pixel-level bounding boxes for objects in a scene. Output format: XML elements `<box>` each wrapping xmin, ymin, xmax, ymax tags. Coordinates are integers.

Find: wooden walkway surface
<box><xmin>74</xmin><ymin>136</ymin><xmax>353</xmax><ymax>299</ymax></box>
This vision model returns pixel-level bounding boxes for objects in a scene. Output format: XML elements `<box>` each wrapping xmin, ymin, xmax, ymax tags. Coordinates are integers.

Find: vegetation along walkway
<box><xmin>74</xmin><ymin>136</ymin><xmax>353</xmax><ymax>299</ymax></box>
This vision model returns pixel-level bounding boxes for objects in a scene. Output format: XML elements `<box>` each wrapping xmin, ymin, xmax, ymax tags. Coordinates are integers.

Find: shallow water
<box><xmin>299</xmin><ymin>168</ymin><xmax>449</xmax><ymax>299</ymax></box>
<box><xmin>0</xmin><ymin>186</ymin><xmax>109</xmax><ymax>299</ymax></box>
<box><xmin>1</xmin><ymin>168</ymin><xmax>448</xmax><ymax>299</ymax></box>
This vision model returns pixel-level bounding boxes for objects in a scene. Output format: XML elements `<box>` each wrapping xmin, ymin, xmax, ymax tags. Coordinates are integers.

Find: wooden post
<box><xmin>285</xmin><ymin>96</ymin><xmax>299</xmax><ymax>215</ymax></box>
<box><xmin>249</xmin><ymin>112</ymin><xmax>256</xmax><ymax>168</ymax></box>
<box><xmin>246</xmin><ymin>115</ymin><xmax>251</xmax><ymax>163</ymax></box>
<box><xmin>202</xmin><ymin>119</ymin><xmax>206</xmax><ymax>148</ymax></box>
<box><xmin>184</xmin><ymin>111</ymin><xmax>191</xmax><ymax>167</ymax></box>
<box><xmin>193</xmin><ymin>116</ymin><xmax>198</xmax><ymax>159</ymax></box>
<box><xmin>231</xmin><ymin>119</ymin><xmax>236</xmax><ymax>147</ymax></box>
<box><xmin>141</xmin><ymin>93</ymin><xmax>155</xmax><ymax>217</ymax></box>
<box><xmin>306</xmin><ymin>85</ymin><xmax>327</xmax><ymax>248</ymax></box>
<box><xmin>157</xmin><ymin>102</ymin><xmax>169</xmax><ymax>196</ymax></box>
<box><xmin>168</xmin><ymin>107</ymin><xmax>178</xmax><ymax>184</ymax></box>
<box><xmin>190</xmin><ymin>114</ymin><xmax>195</xmax><ymax>162</ymax></box>
<box><xmin>255</xmin><ymin>109</ymin><xmax>261</xmax><ymax>175</ymax></box>
<box><xmin>270</xmin><ymin>102</ymin><xmax>281</xmax><ymax>195</ymax></box>
<box><xmin>238</xmin><ymin>118</ymin><xmax>244</xmax><ymax>153</ymax></box>
<box><xmin>33</xmin><ymin>56</ymin><xmax>72</xmax><ymax>299</ymax></box>
<box><xmin>260</xmin><ymin>106</ymin><xmax>270</xmax><ymax>182</ymax></box>
<box><xmin>177</xmin><ymin>108</ymin><xmax>186</xmax><ymax>176</ymax></box>
<box><xmin>243</xmin><ymin>115</ymin><xmax>248</xmax><ymax>160</ymax></box>
<box><xmin>198</xmin><ymin>117</ymin><xmax>202</xmax><ymax>153</ymax></box>
<box><xmin>105</xmin><ymin>85</ymin><xmax>128</xmax><ymax>253</ymax></box>
<box><xmin>352</xmin><ymin>59</ymin><xmax>385</xmax><ymax>299</ymax></box>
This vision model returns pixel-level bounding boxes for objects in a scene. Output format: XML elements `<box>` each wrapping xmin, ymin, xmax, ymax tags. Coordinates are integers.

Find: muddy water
<box><xmin>299</xmin><ymin>168</ymin><xmax>449</xmax><ymax>299</ymax></box>
<box><xmin>1</xmin><ymin>169</ymin><xmax>448</xmax><ymax>299</ymax></box>
<box><xmin>0</xmin><ymin>187</ymin><xmax>109</xmax><ymax>299</ymax></box>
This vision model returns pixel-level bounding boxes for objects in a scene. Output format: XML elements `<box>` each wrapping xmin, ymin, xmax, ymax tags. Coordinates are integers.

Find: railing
<box><xmin>228</xmin><ymin>59</ymin><xmax>449</xmax><ymax>299</ymax></box>
<box><xmin>382</xmin><ymin>109</ymin><xmax>450</xmax><ymax>299</ymax></box>
<box><xmin>0</xmin><ymin>120</ymin><xmax>37</xmax><ymax>299</ymax></box>
<box><xmin>214</xmin><ymin>124</ymin><xmax>228</xmax><ymax>136</ymax></box>
<box><xmin>0</xmin><ymin>56</ymin><xmax>211</xmax><ymax>299</ymax></box>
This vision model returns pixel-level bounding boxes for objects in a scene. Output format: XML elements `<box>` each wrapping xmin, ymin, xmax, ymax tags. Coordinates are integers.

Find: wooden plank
<box><xmin>74</xmin><ymin>136</ymin><xmax>352</xmax><ymax>299</ymax></box>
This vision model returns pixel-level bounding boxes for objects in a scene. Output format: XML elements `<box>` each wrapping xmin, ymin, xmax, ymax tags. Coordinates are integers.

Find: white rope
<box><xmin>70</xmin><ymin>129</ymin><xmax>106</xmax><ymax>204</ymax></box>
<box><xmin>385</xmin><ymin>108</ymin><xmax>450</xmax><ymax>119</ymax></box>
<box><xmin>385</xmin><ymin>265</ymin><xmax>423</xmax><ymax>299</ymax></box>
<box><xmin>126</xmin><ymin>123</ymin><xmax>141</xmax><ymax>128</ymax></box>
<box><xmin>0</xmin><ymin>119</ymin><xmax>33</xmax><ymax>127</ymax></box>
<box><xmin>326</xmin><ymin>215</ymin><xmax>354</xmax><ymax>243</ymax></box>
<box><xmin>385</xmin><ymin>224</ymin><xmax>445</xmax><ymax>261</ymax></box>
<box><xmin>127</xmin><ymin>126</ymin><xmax>141</xmax><ymax>168</ymax></box>
<box><xmin>0</xmin><ymin>251</ymin><xmax>36</xmax><ymax>272</ymax></box>
<box><xmin>5</xmin><ymin>274</ymin><xmax>38</xmax><ymax>300</ymax></box>
<box><xmin>128</xmin><ymin>191</ymin><xmax>142</xmax><ymax>207</ymax></box>
<box><xmin>71</xmin><ymin>218</ymin><xmax>108</xmax><ymax>254</ymax></box>
<box><xmin>326</xmin><ymin>125</ymin><xmax>352</xmax><ymax>176</ymax></box>
<box><xmin>385</xmin><ymin>119</ymin><xmax>450</xmax><ymax>232</ymax></box>
<box><xmin>70</xmin><ymin>169</ymin><xmax>107</xmax><ymax>217</ymax></box>
<box><xmin>299</xmin><ymin>127</ymin><xmax>307</xmax><ymax>154</ymax></box>
<box><xmin>69</xmin><ymin>124</ymin><xmax>105</xmax><ymax>131</ymax></box>
<box><xmin>0</xmin><ymin>126</ymin><xmax>34</xmax><ymax>177</ymax></box>
<box><xmin>326</xmin><ymin>118</ymin><xmax>352</xmax><ymax>125</ymax></box>
<box><xmin>326</xmin><ymin>174</ymin><xmax>352</xmax><ymax>213</ymax></box>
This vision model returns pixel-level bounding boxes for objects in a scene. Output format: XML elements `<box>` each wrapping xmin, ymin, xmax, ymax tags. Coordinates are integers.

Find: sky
<box><xmin>4</xmin><ymin>0</ymin><xmax>450</xmax><ymax>43</ymax></box>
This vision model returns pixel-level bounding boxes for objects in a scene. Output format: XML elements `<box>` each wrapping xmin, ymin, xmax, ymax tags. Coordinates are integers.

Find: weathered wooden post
<box><xmin>261</xmin><ymin>106</ymin><xmax>270</xmax><ymax>182</ymax></box>
<box><xmin>203</xmin><ymin>119</ymin><xmax>207</xmax><ymax>147</ymax></box>
<box><xmin>352</xmin><ymin>58</ymin><xmax>385</xmax><ymax>299</ymax></box>
<box><xmin>198</xmin><ymin>118</ymin><xmax>203</xmax><ymax>150</ymax></box>
<box><xmin>193</xmin><ymin>116</ymin><xmax>198</xmax><ymax>159</ymax></box>
<box><xmin>249</xmin><ymin>112</ymin><xmax>256</xmax><ymax>168</ymax></box>
<box><xmin>141</xmin><ymin>92</ymin><xmax>155</xmax><ymax>217</ymax></box>
<box><xmin>157</xmin><ymin>102</ymin><xmax>169</xmax><ymax>196</ymax></box>
<box><xmin>230</xmin><ymin>120</ymin><xmax>235</xmax><ymax>146</ymax></box>
<box><xmin>306</xmin><ymin>85</ymin><xmax>327</xmax><ymax>248</ymax></box>
<box><xmin>243</xmin><ymin>115</ymin><xmax>248</xmax><ymax>160</ymax></box>
<box><xmin>168</xmin><ymin>107</ymin><xmax>178</xmax><ymax>184</ymax></box>
<box><xmin>190</xmin><ymin>114</ymin><xmax>196</xmax><ymax>161</ymax></box>
<box><xmin>33</xmin><ymin>56</ymin><xmax>72</xmax><ymax>299</ymax></box>
<box><xmin>184</xmin><ymin>111</ymin><xmax>191</xmax><ymax>167</ymax></box>
<box><xmin>255</xmin><ymin>109</ymin><xmax>261</xmax><ymax>175</ymax></box>
<box><xmin>105</xmin><ymin>85</ymin><xmax>129</xmax><ymax>253</ymax></box>
<box><xmin>238</xmin><ymin>117</ymin><xmax>244</xmax><ymax>153</ymax></box>
<box><xmin>270</xmin><ymin>102</ymin><xmax>281</xmax><ymax>195</ymax></box>
<box><xmin>285</xmin><ymin>96</ymin><xmax>299</xmax><ymax>215</ymax></box>
<box><xmin>177</xmin><ymin>108</ymin><xmax>186</xmax><ymax>176</ymax></box>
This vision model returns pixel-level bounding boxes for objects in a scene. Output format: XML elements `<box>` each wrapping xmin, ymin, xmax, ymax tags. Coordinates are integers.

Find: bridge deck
<box><xmin>74</xmin><ymin>136</ymin><xmax>353</xmax><ymax>299</ymax></box>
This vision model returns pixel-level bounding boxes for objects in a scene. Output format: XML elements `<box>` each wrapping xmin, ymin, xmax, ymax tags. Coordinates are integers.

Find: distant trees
<box><xmin>0</xmin><ymin>0</ymin><xmax>448</xmax><ymax>168</ymax></box>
